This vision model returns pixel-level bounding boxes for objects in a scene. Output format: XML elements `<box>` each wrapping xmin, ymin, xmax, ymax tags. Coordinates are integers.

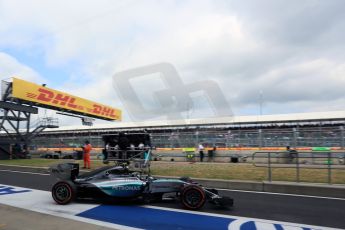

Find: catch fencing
<box><xmin>252</xmin><ymin>151</ymin><xmax>345</xmax><ymax>184</ymax></box>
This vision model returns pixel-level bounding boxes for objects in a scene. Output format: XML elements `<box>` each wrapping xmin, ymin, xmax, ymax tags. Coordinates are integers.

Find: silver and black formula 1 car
<box><xmin>50</xmin><ymin>161</ymin><xmax>233</xmax><ymax>210</ymax></box>
<box><xmin>50</xmin><ymin>133</ymin><xmax>233</xmax><ymax>210</ymax></box>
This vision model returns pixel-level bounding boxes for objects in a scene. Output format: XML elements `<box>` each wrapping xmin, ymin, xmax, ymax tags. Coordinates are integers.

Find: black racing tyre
<box><xmin>52</xmin><ymin>181</ymin><xmax>76</xmax><ymax>205</ymax></box>
<box><xmin>180</xmin><ymin>185</ymin><xmax>206</xmax><ymax>210</ymax></box>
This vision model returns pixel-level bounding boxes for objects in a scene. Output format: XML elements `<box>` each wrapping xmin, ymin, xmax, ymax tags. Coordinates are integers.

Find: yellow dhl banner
<box><xmin>11</xmin><ymin>77</ymin><xmax>121</xmax><ymax>121</ymax></box>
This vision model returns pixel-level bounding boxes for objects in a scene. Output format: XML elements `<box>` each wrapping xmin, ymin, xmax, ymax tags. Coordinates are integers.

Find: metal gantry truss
<box><xmin>0</xmin><ymin>80</ymin><xmax>59</xmax><ymax>158</ymax></box>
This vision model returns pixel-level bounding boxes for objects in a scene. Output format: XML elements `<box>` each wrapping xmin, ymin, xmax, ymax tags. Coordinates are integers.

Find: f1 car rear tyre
<box><xmin>52</xmin><ymin>181</ymin><xmax>76</xmax><ymax>205</ymax></box>
<box><xmin>180</xmin><ymin>185</ymin><xmax>206</xmax><ymax>210</ymax></box>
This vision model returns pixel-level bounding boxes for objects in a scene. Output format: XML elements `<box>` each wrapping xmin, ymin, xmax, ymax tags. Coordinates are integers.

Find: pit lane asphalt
<box><xmin>0</xmin><ymin>167</ymin><xmax>344</xmax><ymax>229</ymax></box>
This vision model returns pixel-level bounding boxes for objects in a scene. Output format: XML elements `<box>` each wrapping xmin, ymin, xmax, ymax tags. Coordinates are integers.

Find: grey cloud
<box><xmin>232</xmin><ymin>61</ymin><xmax>345</xmax><ymax>107</ymax></box>
<box><xmin>1</xmin><ymin>0</ymin><xmax>345</xmax><ymax>122</ymax></box>
<box><xmin>228</xmin><ymin>0</ymin><xmax>345</xmax><ymax>44</ymax></box>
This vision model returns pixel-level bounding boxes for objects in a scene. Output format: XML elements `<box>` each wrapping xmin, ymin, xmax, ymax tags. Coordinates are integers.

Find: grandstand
<box><xmin>33</xmin><ymin>110</ymin><xmax>345</xmax><ymax>151</ymax></box>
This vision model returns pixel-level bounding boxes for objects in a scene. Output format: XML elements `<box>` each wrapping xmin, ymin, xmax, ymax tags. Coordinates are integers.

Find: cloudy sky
<box><xmin>1</xmin><ymin>0</ymin><xmax>345</xmax><ymax>126</ymax></box>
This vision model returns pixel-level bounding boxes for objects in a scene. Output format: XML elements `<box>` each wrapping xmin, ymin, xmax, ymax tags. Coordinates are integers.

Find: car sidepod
<box><xmin>149</xmin><ymin>179</ymin><xmax>185</xmax><ymax>193</ymax></box>
<box><xmin>91</xmin><ymin>178</ymin><xmax>146</xmax><ymax>198</ymax></box>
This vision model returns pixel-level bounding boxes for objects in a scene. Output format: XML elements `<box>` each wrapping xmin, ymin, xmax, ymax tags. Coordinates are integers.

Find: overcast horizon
<box><xmin>1</xmin><ymin>0</ymin><xmax>345</xmax><ymax>126</ymax></box>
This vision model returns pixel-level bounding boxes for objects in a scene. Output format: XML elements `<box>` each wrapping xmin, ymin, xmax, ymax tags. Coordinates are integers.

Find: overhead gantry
<box><xmin>0</xmin><ymin>77</ymin><xmax>121</xmax><ymax>159</ymax></box>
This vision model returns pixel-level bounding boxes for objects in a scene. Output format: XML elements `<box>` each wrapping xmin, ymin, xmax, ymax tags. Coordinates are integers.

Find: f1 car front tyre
<box><xmin>180</xmin><ymin>185</ymin><xmax>206</xmax><ymax>210</ymax></box>
<box><xmin>52</xmin><ymin>181</ymin><xmax>76</xmax><ymax>205</ymax></box>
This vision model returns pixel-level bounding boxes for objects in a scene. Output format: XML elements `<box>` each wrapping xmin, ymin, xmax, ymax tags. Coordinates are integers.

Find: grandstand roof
<box><xmin>44</xmin><ymin>110</ymin><xmax>345</xmax><ymax>133</ymax></box>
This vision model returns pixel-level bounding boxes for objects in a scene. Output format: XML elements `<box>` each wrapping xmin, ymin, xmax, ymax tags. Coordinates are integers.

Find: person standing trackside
<box><xmin>82</xmin><ymin>140</ymin><xmax>92</xmax><ymax>169</ymax></box>
<box><xmin>198</xmin><ymin>143</ymin><xmax>204</xmax><ymax>162</ymax></box>
<box><xmin>286</xmin><ymin>146</ymin><xmax>298</xmax><ymax>163</ymax></box>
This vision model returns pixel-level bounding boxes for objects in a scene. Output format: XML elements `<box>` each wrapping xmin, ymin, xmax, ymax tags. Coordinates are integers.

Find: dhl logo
<box><xmin>35</xmin><ymin>88</ymin><xmax>78</xmax><ymax>108</ymax></box>
<box><xmin>27</xmin><ymin>88</ymin><xmax>118</xmax><ymax>118</ymax></box>
<box><xmin>92</xmin><ymin>104</ymin><xmax>118</xmax><ymax>118</ymax></box>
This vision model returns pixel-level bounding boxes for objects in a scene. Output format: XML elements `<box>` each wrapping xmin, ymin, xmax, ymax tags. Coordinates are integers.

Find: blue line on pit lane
<box><xmin>0</xmin><ymin>186</ymin><xmax>31</xmax><ymax>196</ymax></box>
<box><xmin>78</xmin><ymin>205</ymin><xmax>230</xmax><ymax>230</ymax></box>
<box><xmin>77</xmin><ymin>205</ymin><xmax>313</xmax><ymax>230</ymax></box>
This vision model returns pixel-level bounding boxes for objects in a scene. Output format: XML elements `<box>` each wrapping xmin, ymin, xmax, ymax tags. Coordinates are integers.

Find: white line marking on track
<box><xmin>0</xmin><ymin>164</ymin><xmax>47</xmax><ymax>169</ymax></box>
<box><xmin>0</xmin><ymin>169</ymin><xmax>50</xmax><ymax>176</ymax></box>
<box><xmin>215</xmin><ymin>188</ymin><xmax>345</xmax><ymax>201</ymax></box>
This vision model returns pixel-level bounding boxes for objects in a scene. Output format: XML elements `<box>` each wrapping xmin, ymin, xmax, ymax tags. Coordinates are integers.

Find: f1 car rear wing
<box><xmin>50</xmin><ymin>163</ymin><xmax>79</xmax><ymax>181</ymax></box>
